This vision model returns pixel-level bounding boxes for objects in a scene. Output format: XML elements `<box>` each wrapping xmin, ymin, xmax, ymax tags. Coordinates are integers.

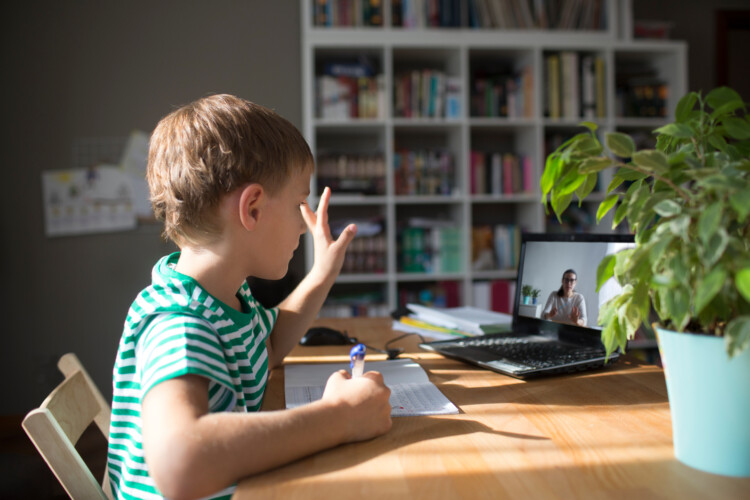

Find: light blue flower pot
<box><xmin>657</xmin><ymin>327</ymin><xmax>750</xmax><ymax>477</ymax></box>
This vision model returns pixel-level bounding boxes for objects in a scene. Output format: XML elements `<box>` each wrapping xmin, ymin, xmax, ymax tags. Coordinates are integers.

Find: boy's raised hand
<box><xmin>300</xmin><ymin>187</ymin><xmax>357</xmax><ymax>283</ymax></box>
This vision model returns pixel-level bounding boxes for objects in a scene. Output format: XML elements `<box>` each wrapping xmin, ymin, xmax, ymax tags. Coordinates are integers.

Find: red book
<box><xmin>522</xmin><ymin>155</ymin><xmax>534</xmax><ymax>193</ymax></box>
<box><xmin>491</xmin><ymin>280</ymin><xmax>512</xmax><ymax>314</ymax></box>
<box><xmin>503</xmin><ymin>153</ymin><xmax>514</xmax><ymax>195</ymax></box>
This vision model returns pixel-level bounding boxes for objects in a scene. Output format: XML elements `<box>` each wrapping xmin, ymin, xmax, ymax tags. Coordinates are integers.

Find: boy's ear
<box><xmin>238</xmin><ymin>183</ymin><xmax>265</xmax><ymax>231</ymax></box>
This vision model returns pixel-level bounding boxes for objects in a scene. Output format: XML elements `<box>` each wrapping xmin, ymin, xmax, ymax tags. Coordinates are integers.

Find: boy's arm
<box><xmin>142</xmin><ymin>370</ymin><xmax>391</xmax><ymax>499</ymax></box>
<box><xmin>266</xmin><ymin>187</ymin><xmax>356</xmax><ymax>368</ymax></box>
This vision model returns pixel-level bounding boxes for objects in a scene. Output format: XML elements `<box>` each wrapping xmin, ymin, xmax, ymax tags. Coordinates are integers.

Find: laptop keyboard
<box><xmin>445</xmin><ymin>336</ymin><xmax>606</xmax><ymax>369</ymax></box>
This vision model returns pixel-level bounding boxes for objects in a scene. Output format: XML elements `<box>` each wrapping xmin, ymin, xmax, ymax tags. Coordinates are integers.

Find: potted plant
<box><xmin>521</xmin><ymin>284</ymin><xmax>533</xmax><ymax>304</ymax></box>
<box><xmin>531</xmin><ymin>288</ymin><xmax>541</xmax><ymax>305</ymax></box>
<box><xmin>541</xmin><ymin>86</ymin><xmax>750</xmax><ymax>477</ymax></box>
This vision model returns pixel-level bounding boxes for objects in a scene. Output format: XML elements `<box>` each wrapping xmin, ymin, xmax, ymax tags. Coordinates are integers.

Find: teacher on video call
<box><xmin>542</xmin><ymin>269</ymin><xmax>587</xmax><ymax>326</ymax></box>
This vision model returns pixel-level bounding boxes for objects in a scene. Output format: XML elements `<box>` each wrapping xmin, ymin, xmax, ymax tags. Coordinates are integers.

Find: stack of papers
<box><xmin>285</xmin><ymin>359</ymin><xmax>458</xmax><ymax>417</ymax></box>
<box><xmin>393</xmin><ymin>303</ymin><xmax>513</xmax><ymax>340</ymax></box>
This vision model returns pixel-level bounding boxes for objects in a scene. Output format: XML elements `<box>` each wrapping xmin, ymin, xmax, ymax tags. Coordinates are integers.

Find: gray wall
<box><xmin>1</xmin><ymin>1</ymin><xmax>303</xmax><ymax>414</ymax></box>
<box><xmin>632</xmin><ymin>0</ymin><xmax>750</xmax><ymax>99</ymax></box>
<box><xmin>2</xmin><ymin>1</ymin><xmax>748</xmax><ymax>415</ymax></box>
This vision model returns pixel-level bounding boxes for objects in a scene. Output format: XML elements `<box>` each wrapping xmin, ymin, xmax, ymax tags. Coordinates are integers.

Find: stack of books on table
<box><xmin>393</xmin><ymin>303</ymin><xmax>512</xmax><ymax>341</ymax></box>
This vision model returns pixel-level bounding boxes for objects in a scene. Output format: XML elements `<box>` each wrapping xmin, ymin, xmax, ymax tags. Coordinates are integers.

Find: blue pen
<box><xmin>350</xmin><ymin>343</ymin><xmax>366</xmax><ymax>378</ymax></box>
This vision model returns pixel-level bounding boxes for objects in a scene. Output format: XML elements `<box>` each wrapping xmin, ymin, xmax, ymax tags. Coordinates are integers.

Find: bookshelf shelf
<box><xmin>302</xmin><ymin>0</ymin><xmax>687</xmax><ymax>317</ymax></box>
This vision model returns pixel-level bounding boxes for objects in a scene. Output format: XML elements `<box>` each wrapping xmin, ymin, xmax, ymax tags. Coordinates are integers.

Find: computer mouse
<box><xmin>299</xmin><ymin>327</ymin><xmax>357</xmax><ymax>346</ymax></box>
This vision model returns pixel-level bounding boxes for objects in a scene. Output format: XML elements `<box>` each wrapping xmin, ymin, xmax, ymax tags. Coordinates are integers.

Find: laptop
<box><xmin>419</xmin><ymin>232</ymin><xmax>635</xmax><ymax>379</ymax></box>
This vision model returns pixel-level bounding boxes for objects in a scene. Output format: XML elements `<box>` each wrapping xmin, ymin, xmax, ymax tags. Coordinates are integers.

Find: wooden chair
<box><xmin>22</xmin><ymin>353</ymin><xmax>113</xmax><ymax>499</ymax></box>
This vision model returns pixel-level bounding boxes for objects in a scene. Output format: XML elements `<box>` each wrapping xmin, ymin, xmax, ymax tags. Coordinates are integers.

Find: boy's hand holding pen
<box><xmin>350</xmin><ymin>343</ymin><xmax>366</xmax><ymax>377</ymax></box>
<box><xmin>321</xmin><ymin>342</ymin><xmax>392</xmax><ymax>441</ymax></box>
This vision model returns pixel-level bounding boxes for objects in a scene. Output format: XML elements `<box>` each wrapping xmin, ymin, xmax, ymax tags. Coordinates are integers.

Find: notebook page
<box><xmin>284</xmin><ymin>359</ymin><xmax>458</xmax><ymax>417</ymax></box>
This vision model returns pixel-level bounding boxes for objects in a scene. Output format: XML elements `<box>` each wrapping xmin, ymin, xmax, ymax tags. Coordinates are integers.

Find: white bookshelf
<box><xmin>301</xmin><ymin>0</ymin><xmax>687</xmax><ymax>317</ymax></box>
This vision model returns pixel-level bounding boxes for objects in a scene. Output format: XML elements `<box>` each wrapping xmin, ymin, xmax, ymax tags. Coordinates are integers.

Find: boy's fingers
<box><xmin>334</xmin><ymin>223</ymin><xmax>357</xmax><ymax>250</ymax></box>
<box><xmin>316</xmin><ymin>187</ymin><xmax>330</xmax><ymax>218</ymax></box>
<box><xmin>329</xmin><ymin>369</ymin><xmax>351</xmax><ymax>381</ymax></box>
<box><xmin>300</xmin><ymin>201</ymin><xmax>316</xmax><ymax>228</ymax></box>
<box><xmin>362</xmin><ymin>370</ymin><xmax>384</xmax><ymax>384</ymax></box>
<box><xmin>316</xmin><ymin>193</ymin><xmax>330</xmax><ymax>230</ymax></box>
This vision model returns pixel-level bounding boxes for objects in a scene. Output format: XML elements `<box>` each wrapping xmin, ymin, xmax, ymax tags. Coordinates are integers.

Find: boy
<box><xmin>108</xmin><ymin>95</ymin><xmax>392</xmax><ymax>500</ymax></box>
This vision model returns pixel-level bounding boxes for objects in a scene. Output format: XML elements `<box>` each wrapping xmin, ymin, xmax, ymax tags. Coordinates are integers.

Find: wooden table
<box><xmin>234</xmin><ymin>317</ymin><xmax>750</xmax><ymax>499</ymax></box>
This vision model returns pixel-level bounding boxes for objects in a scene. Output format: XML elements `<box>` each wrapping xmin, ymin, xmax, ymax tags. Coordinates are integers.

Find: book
<box><xmin>581</xmin><ymin>54</ymin><xmax>596</xmax><ymax>119</ymax></box>
<box><xmin>595</xmin><ymin>56</ymin><xmax>606</xmax><ymax>117</ymax></box>
<box><xmin>491</xmin><ymin>279</ymin><xmax>514</xmax><ymax>314</ymax></box>
<box><xmin>546</xmin><ymin>54</ymin><xmax>560</xmax><ymax>118</ymax></box>
<box><xmin>392</xmin><ymin>316</ymin><xmax>472</xmax><ymax>339</ymax></box>
<box><xmin>561</xmin><ymin>51</ymin><xmax>580</xmax><ymax>119</ymax></box>
<box><xmin>406</xmin><ymin>303</ymin><xmax>513</xmax><ymax>335</ymax></box>
<box><xmin>285</xmin><ymin>359</ymin><xmax>458</xmax><ymax>417</ymax></box>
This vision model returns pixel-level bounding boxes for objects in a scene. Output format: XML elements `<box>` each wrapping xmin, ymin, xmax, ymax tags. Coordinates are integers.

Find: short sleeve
<box><xmin>136</xmin><ymin>313</ymin><xmax>235</xmax><ymax>400</ymax></box>
<box><xmin>242</xmin><ymin>291</ymin><xmax>279</xmax><ymax>343</ymax></box>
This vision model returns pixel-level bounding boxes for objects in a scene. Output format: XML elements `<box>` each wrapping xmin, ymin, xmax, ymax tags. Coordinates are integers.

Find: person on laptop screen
<box><xmin>542</xmin><ymin>269</ymin><xmax>587</xmax><ymax>326</ymax></box>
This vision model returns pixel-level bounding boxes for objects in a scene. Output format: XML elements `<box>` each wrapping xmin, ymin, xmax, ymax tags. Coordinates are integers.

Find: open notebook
<box><xmin>420</xmin><ymin>232</ymin><xmax>635</xmax><ymax>379</ymax></box>
<box><xmin>285</xmin><ymin>359</ymin><xmax>458</xmax><ymax>416</ymax></box>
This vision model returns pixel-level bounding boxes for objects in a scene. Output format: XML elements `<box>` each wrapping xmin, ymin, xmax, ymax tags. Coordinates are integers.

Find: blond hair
<box><xmin>147</xmin><ymin>94</ymin><xmax>313</xmax><ymax>246</ymax></box>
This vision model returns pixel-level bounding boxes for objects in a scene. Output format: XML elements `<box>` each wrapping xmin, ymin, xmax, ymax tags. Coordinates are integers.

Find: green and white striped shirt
<box><xmin>108</xmin><ymin>253</ymin><xmax>278</xmax><ymax>499</ymax></box>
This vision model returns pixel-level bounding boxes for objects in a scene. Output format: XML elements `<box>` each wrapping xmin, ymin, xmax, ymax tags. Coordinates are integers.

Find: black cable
<box><xmin>342</xmin><ymin>330</ymin><xmax>426</xmax><ymax>360</ymax></box>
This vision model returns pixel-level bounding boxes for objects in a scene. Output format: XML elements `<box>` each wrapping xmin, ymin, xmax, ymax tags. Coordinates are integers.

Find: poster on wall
<box><xmin>41</xmin><ymin>165</ymin><xmax>137</xmax><ymax>237</ymax></box>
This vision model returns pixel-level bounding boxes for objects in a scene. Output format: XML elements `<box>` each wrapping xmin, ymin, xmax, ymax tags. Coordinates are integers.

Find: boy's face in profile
<box><xmin>252</xmin><ymin>167</ymin><xmax>311</xmax><ymax>280</ymax></box>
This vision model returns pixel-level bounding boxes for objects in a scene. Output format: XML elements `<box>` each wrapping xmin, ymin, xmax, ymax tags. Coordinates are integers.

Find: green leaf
<box><xmin>710</xmin><ymin>99</ymin><xmax>747</xmax><ymax>120</ymax></box>
<box><xmin>737</xmin><ymin>268</ymin><xmax>750</xmax><ymax>303</ymax></box>
<box><xmin>725</xmin><ymin>316</ymin><xmax>750</xmax><ymax>358</ymax></box>
<box><xmin>722</xmin><ymin>117</ymin><xmax>750</xmax><ymax>140</ymax></box>
<box><xmin>675</xmin><ymin>92</ymin><xmax>699</xmax><ymax>122</ymax></box>
<box><xmin>703</xmin><ymin>228</ymin><xmax>729</xmax><ymax>266</ymax></box>
<box><xmin>632</xmin><ymin>150</ymin><xmax>669</xmax><ymax>174</ymax></box>
<box><xmin>708</xmin><ymin>133</ymin><xmax>729</xmax><ymax>153</ymax></box>
<box><xmin>579</xmin><ymin>121</ymin><xmax>598</xmax><ymax>133</ymax></box>
<box><xmin>697</xmin><ymin>202</ymin><xmax>722</xmax><ymax>244</ymax></box>
<box><xmin>625</xmin><ymin>181</ymin><xmax>650</xmax><ymax>230</ymax></box>
<box><xmin>555</xmin><ymin>166</ymin><xmax>587</xmax><ymax>196</ymax></box>
<box><xmin>614</xmin><ymin>250</ymin><xmax>635</xmax><ymax>283</ymax></box>
<box><xmin>597</xmin><ymin>194</ymin><xmax>619</xmax><ymax>223</ymax></box>
<box><xmin>616</xmin><ymin>168</ymin><xmax>648</xmax><ymax>181</ymax></box>
<box><xmin>601</xmin><ymin>320</ymin><xmax>620</xmax><ymax>359</ymax></box>
<box><xmin>540</xmin><ymin>154</ymin><xmax>561</xmax><ymax>195</ymax></box>
<box><xmin>665</xmin><ymin>286</ymin><xmax>690</xmax><ymax>331</ymax></box>
<box><xmin>576</xmin><ymin>172</ymin><xmax>599</xmax><ymax>202</ymax></box>
<box><xmin>695</xmin><ymin>267</ymin><xmax>727</xmax><ymax>315</ymax></box>
<box><xmin>649</xmin><ymin>233</ymin><xmax>674</xmax><ymax>265</ymax></box>
<box><xmin>697</xmin><ymin>174</ymin><xmax>736</xmax><ymax>190</ymax></box>
<box><xmin>606</xmin><ymin>132</ymin><xmax>635</xmax><ymax>158</ymax></box>
<box><xmin>652</xmin><ymin>273</ymin><xmax>675</xmax><ymax>287</ymax></box>
<box><xmin>596</xmin><ymin>254</ymin><xmax>616</xmax><ymax>292</ymax></box>
<box><xmin>578</xmin><ymin>157</ymin><xmax>612</xmax><ymax>173</ymax></box>
<box><xmin>669</xmin><ymin>214</ymin><xmax>691</xmax><ymax>241</ymax></box>
<box><xmin>551</xmin><ymin>192</ymin><xmax>573</xmax><ymax>220</ymax></box>
<box><xmin>706</xmin><ymin>86</ymin><xmax>744</xmax><ymax>111</ymax></box>
<box><xmin>607</xmin><ymin>175</ymin><xmax>625</xmax><ymax>194</ymax></box>
<box><xmin>653</xmin><ymin>199</ymin><xmax>682</xmax><ymax>217</ymax></box>
<box><xmin>612</xmin><ymin>200</ymin><xmax>628</xmax><ymax>229</ymax></box>
<box><xmin>573</xmin><ymin>136</ymin><xmax>604</xmax><ymax>157</ymax></box>
<box><xmin>654</xmin><ymin>123</ymin><xmax>693</xmax><ymax>139</ymax></box>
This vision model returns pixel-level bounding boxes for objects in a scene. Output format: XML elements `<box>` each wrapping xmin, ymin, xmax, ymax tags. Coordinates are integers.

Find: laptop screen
<box><xmin>514</xmin><ymin>233</ymin><xmax>635</xmax><ymax>339</ymax></box>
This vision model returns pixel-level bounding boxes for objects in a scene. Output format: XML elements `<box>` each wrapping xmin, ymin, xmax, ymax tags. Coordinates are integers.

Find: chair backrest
<box><xmin>23</xmin><ymin>353</ymin><xmax>112</xmax><ymax>500</ymax></box>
